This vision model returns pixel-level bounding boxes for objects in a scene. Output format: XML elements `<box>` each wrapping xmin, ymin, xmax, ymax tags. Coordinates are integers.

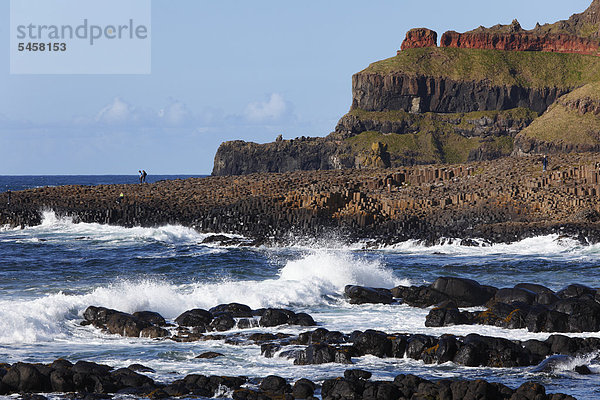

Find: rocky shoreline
<box><xmin>0</xmin><ymin>360</ymin><xmax>576</xmax><ymax>400</ymax></box>
<box><xmin>4</xmin><ymin>274</ymin><xmax>600</xmax><ymax>399</ymax></box>
<box><xmin>3</xmin><ymin>154</ymin><xmax>600</xmax><ymax>245</ymax></box>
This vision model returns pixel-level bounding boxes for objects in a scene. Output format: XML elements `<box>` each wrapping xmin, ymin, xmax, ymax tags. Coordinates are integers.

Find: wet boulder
<box><xmin>390</xmin><ymin>285</ymin><xmax>449</xmax><ymax>307</ymax></box>
<box><xmin>140</xmin><ymin>326</ymin><xmax>170</xmax><ymax>338</ymax></box>
<box><xmin>259</xmin><ymin>308</ymin><xmax>294</xmax><ymax>327</ymax></box>
<box><xmin>556</xmin><ymin>284</ymin><xmax>596</xmax><ymax>299</ymax></box>
<box><xmin>526</xmin><ymin>305</ymin><xmax>569</xmax><ymax>333</ymax></box>
<box><xmin>491</xmin><ymin>288</ymin><xmax>536</xmax><ymax>306</ymax></box>
<box><xmin>425</xmin><ymin>300</ymin><xmax>469</xmax><ymax>327</ymax></box>
<box><xmin>430</xmin><ymin>277</ymin><xmax>495</xmax><ymax>307</ymax></box>
<box><xmin>291</xmin><ymin>312</ymin><xmax>316</xmax><ymax>326</ymax></box>
<box><xmin>132</xmin><ymin>311</ymin><xmax>167</xmax><ymax>327</ymax></box>
<box><xmin>110</xmin><ymin>367</ymin><xmax>154</xmax><ymax>388</ymax></box>
<box><xmin>106</xmin><ymin>312</ymin><xmax>151</xmax><ymax>337</ymax></box>
<box><xmin>82</xmin><ymin>306</ymin><xmax>122</xmax><ymax>327</ymax></box>
<box><xmin>344</xmin><ymin>369</ymin><xmax>372</xmax><ymax>381</ymax></box>
<box><xmin>209</xmin><ymin>313</ymin><xmax>236</xmax><ymax>332</ymax></box>
<box><xmin>453</xmin><ymin>334</ymin><xmax>531</xmax><ymax>368</ymax></box>
<box><xmin>2</xmin><ymin>362</ymin><xmax>52</xmax><ymax>393</ymax></box>
<box><xmin>405</xmin><ymin>334</ymin><xmax>437</xmax><ymax>360</ymax></box>
<box><xmin>322</xmin><ymin>377</ymin><xmax>363</xmax><ymax>400</ymax></box>
<box><xmin>294</xmin><ymin>343</ymin><xmax>352</xmax><ymax>365</ymax></box>
<box><xmin>344</xmin><ymin>285</ymin><xmax>392</xmax><ymax>305</ymax></box>
<box><xmin>551</xmin><ymin>298</ymin><xmax>600</xmax><ymax>332</ymax></box>
<box><xmin>259</xmin><ymin>375</ymin><xmax>291</xmax><ymax>395</ymax></box>
<box><xmin>209</xmin><ymin>303</ymin><xmax>253</xmax><ymax>318</ymax></box>
<box><xmin>388</xmin><ymin>335</ymin><xmax>408</xmax><ymax>358</ymax></box>
<box><xmin>352</xmin><ymin>330</ymin><xmax>392</xmax><ymax>357</ymax></box>
<box><xmin>421</xmin><ymin>335</ymin><xmax>459</xmax><ymax>364</ymax></box>
<box><xmin>293</xmin><ymin>378</ymin><xmax>316</xmax><ymax>399</ymax></box>
<box><xmin>175</xmin><ymin>309</ymin><xmax>213</xmax><ymax>327</ymax></box>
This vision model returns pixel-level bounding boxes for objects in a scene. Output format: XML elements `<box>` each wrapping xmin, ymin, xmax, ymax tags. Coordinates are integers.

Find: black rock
<box><xmin>132</xmin><ymin>311</ymin><xmax>167</xmax><ymax>326</ymax></box>
<box><xmin>83</xmin><ymin>306</ymin><xmax>121</xmax><ymax>326</ymax></box>
<box><xmin>492</xmin><ymin>288</ymin><xmax>536</xmax><ymax>305</ymax></box>
<box><xmin>260</xmin><ymin>375</ymin><xmax>291</xmax><ymax>395</ymax></box>
<box><xmin>344</xmin><ymin>369</ymin><xmax>372</xmax><ymax>381</ymax></box>
<box><xmin>391</xmin><ymin>285</ymin><xmax>449</xmax><ymax>307</ymax></box>
<box><xmin>425</xmin><ymin>300</ymin><xmax>469</xmax><ymax>327</ymax></box>
<box><xmin>556</xmin><ymin>284</ymin><xmax>596</xmax><ymax>299</ymax></box>
<box><xmin>106</xmin><ymin>312</ymin><xmax>151</xmax><ymax>337</ymax></box>
<box><xmin>292</xmin><ymin>378</ymin><xmax>315</xmax><ymax>399</ymax></box>
<box><xmin>196</xmin><ymin>352</ymin><xmax>224</xmax><ymax>359</ymax></box>
<box><xmin>2</xmin><ymin>362</ymin><xmax>51</xmax><ymax>393</ymax></box>
<box><xmin>405</xmin><ymin>334</ymin><xmax>437</xmax><ymax>360</ymax></box>
<box><xmin>175</xmin><ymin>309</ymin><xmax>214</xmax><ymax>327</ymax></box>
<box><xmin>209</xmin><ymin>303</ymin><xmax>253</xmax><ymax>317</ymax></box>
<box><xmin>209</xmin><ymin>313</ymin><xmax>236</xmax><ymax>332</ymax></box>
<box><xmin>291</xmin><ymin>312</ymin><xmax>316</xmax><ymax>326</ymax></box>
<box><xmin>353</xmin><ymin>330</ymin><xmax>392</xmax><ymax>357</ymax></box>
<box><xmin>430</xmin><ymin>277</ymin><xmax>495</xmax><ymax>307</ymax></box>
<box><xmin>344</xmin><ymin>285</ymin><xmax>392</xmax><ymax>305</ymax></box>
<box><xmin>259</xmin><ymin>309</ymin><xmax>294</xmax><ymax>327</ymax></box>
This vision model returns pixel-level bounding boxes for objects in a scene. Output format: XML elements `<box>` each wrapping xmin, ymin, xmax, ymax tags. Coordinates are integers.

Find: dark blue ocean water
<box><xmin>0</xmin><ymin>175</ymin><xmax>206</xmax><ymax>193</ymax></box>
<box><xmin>1</xmin><ymin>176</ymin><xmax>600</xmax><ymax>399</ymax></box>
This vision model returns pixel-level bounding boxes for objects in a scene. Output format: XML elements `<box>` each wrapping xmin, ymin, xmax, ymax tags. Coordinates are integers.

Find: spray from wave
<box><xmin>0</xmin><ymin>246</ymin><xmax>405</xmax><ymax>344</ymax></box>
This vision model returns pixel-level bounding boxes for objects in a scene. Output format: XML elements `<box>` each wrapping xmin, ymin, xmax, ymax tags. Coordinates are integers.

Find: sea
<box><xmin>1</xmin><ymin>176</ymin><xmax>600</xmax><ymax>399</ymax></box>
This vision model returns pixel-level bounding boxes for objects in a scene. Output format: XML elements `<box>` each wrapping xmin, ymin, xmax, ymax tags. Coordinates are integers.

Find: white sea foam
<box><xmin>16</xmin><ymin>211</ymin><xmax>231</xmax><ymax>245</ymax></box>
<box><xmin>0</xmin><ymin>247</ymin><xmax>404</xmax><ymax>344</ymax></box>
<box><xmin>383</xmin><ymin>234</ymin><xmax>600</xmax><ymax>259</ymax></box>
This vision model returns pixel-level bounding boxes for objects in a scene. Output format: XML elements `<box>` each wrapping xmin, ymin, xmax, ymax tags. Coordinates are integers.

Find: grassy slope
<box><xmin>344</xmin><ymin>108</ymin><xmax>533</xmax><ymax>164</ymax></box>
<box><xmin>518</xmin><ymin>83</ymin><xmax>600</xmax><ymax>145</ymax></box>
<box><xmin>363</xmin><ymin>47</ymin><xmax>600</xmax><ymax>89</ymax></box>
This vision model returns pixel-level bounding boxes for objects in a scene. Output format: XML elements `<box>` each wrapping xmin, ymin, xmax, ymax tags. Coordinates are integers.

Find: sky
<box><xmin>0</xmin><ymin>0</ymin><xmax>593</xmax><ymax>174</ymax></box>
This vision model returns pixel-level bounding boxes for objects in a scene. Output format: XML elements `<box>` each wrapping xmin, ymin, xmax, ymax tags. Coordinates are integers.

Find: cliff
<box><xmin>213</xmin><ymin>1</ymin><xmax>600</xmax><ymax>176</ymax></box>
<box><xmin>400</xmin><ymin>1</ymin><xmax>600</xmax><ymax>55</ymax></box>
<box><xmin>515</xmin><ymin>82</ymin><xmax>600</xmax><ymax>154</ymax></box>
<box><xmin>212</xmin><ymin>138</ymin><xmax>353</xmax><ymax>176</ymax></box>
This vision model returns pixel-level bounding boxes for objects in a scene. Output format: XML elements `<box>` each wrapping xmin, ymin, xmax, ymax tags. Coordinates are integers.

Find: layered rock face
<box><xmin>350</xmin><ymin>72</ymin><xmax>566</xmax><ymax>115</ymax></box>
<box><xmin>400</xmin><ymin>28</ymin><xmax>437</xmax><ymax>51</ymax></box>
<box><xmin>404</xmin><ymin>1</ymin><xmax>600</xmax><ymax>55</ymax></box>
<box><xmin>440</xmin><ymin>29</ymin><xmax>600</xmax><ymax>55</ymax></box>
<box><xmin>212</xmin><ymin>138</ymin><xmax>354</xmax><ymax>176</ymax></box>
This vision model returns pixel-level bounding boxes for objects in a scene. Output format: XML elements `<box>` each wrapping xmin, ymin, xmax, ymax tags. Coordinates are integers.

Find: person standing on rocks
<box><xmin>543</xmin><ymin>155</ymin><xmax>548</xmax><ymax>172</ymax></box>
<box><xmin>142</xmin><ymin>170</ymin><xmax>147</xmax><ymax>183</ymax></box>
<box><xmin>6</xmin><ymin>190</ymin><xmax>11</xmax><ymax>205</ymax></box>
<box><xmin>138</xmin><ymin>170</ymin><xmax>143</xmax><ymax>184</ymax></box>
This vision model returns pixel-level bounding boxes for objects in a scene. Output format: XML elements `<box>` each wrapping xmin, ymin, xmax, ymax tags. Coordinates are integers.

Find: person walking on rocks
<box><xmin>139</xmin><ymin>170</ymin><xmax>143</xmax><ymax>184</ymax></box>
<box><xmin>142</xmin><ymin>170</ymin><xmax>147</xmax><ymax>183</ymax></box>
<box><xmin>542</xmin><ymin>155</ymin><xmax>548</xmax><ymax>173</ymax></box>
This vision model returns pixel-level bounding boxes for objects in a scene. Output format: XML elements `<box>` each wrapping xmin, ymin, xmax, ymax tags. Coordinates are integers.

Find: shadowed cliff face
<box><xmin>212</xmin><ymin>138</ymin><xmax>354</xmax><ymax>176</ymax></box>
<box><xmin>350</xmin><ymin>73</ymin><xmax>567</xmax><ymax>115</ymax></box>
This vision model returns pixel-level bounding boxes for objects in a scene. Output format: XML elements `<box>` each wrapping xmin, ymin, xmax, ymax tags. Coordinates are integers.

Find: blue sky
<box><xmin>0</xmin><ymin>0</ymin><xmax>592</xmax><ymax>174</ymax></box>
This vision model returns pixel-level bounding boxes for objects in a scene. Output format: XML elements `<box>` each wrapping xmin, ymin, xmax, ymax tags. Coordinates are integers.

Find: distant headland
<box><xmin>212</xmin><ymin>0</ymin><xmax>600</xmax><ymax>176</ymax></box>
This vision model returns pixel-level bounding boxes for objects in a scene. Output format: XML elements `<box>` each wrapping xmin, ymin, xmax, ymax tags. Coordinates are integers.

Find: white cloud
<box><xmin>96</xmin><ymin>97</ymin><xmax>138</xmax><ymax>124</ymax></box>
<box><xmin>244</xmin><ymin>93</ymin><xmax>289</xmax><ymax>123</ymax></box>
<box><xmin>158</xmin><ymin>100</ymin><xmax>190</xmax><ymax>125</ymax></box>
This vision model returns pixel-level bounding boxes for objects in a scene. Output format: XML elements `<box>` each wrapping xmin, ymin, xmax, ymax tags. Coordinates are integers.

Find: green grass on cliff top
<box><xmin>518</xmin><ymin>83</ymin><xmax>600</xmax><ymax>145</ymax></box>
<box><xmin>518</xmin><ymin>104</ymin><xmax>600</xmax><ymax>145</ymax></box>
<box><xmin>363</xmin><ymin>47</ymin><xmax>600</xmax><ymax>89</ymax></box>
